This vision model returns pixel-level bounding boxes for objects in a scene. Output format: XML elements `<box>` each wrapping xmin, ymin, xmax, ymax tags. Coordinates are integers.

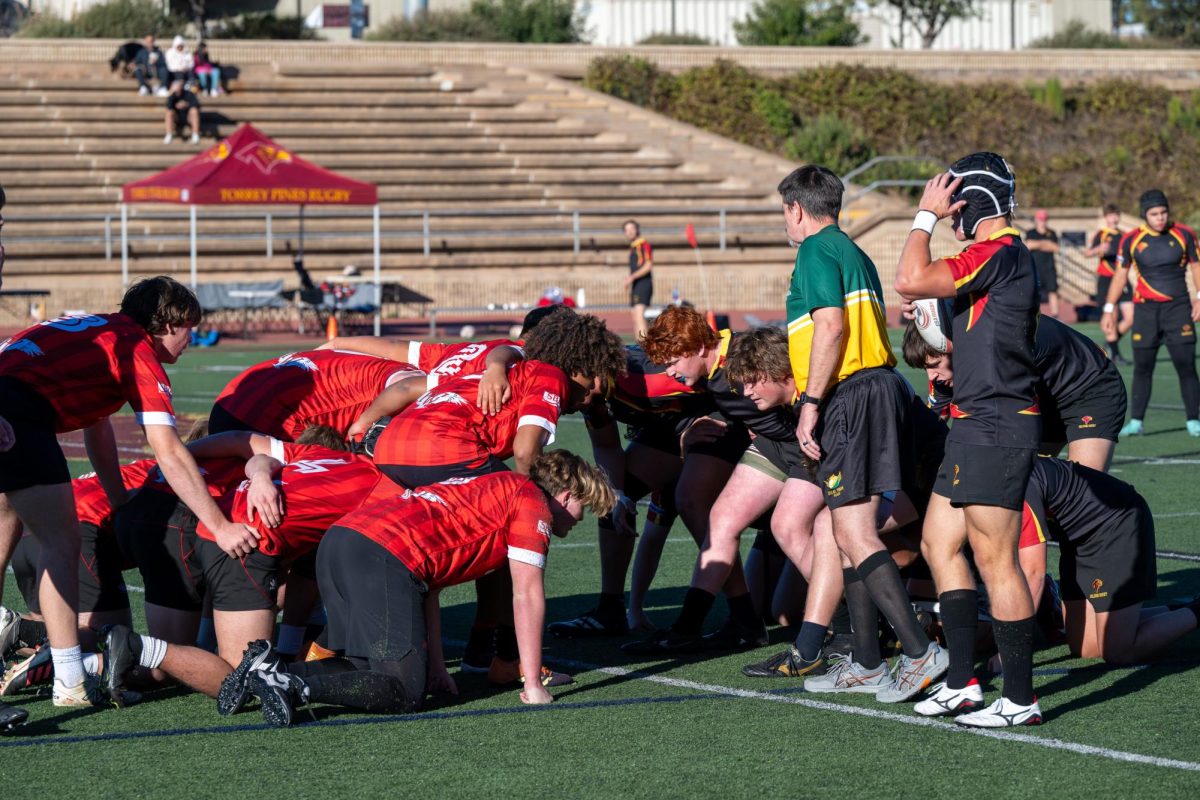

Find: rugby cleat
<box><xmin>741</xmin><ymin>646</ymin><xmax>826</xmax><ymax>678</ymax></box>
<box><xmin>1</xmin><ymin>645</ymin><xmax>53</xmax><ymax>696</ymax></box>
<box><xmin>1188</xmin><ymin>420</ymin><xmax>1200</xmax><ymax>438</ymax></box>
<box><xmin>0</xmin><ymin>701</ymin><xmax>28</xmax><ymax>733</ymax></box>
<box><xmin>1119</xmin><ymin>419</ymin><xmax>1144</xmax><ymax>437</ymax></box>
<box><xmin>52</xmin><ymin>676</ymin><xmax>104</xmax><ymax>708</ymax></box>
<box><xmin>803</xmin><ymin>653</ymin><xmax>894</xmax><ymax>694</ymax></box>
<box><xmin>0</xmin><ymin>607</ymin><xmax>20</xmax><ymax>660</ymax></box>
<box><xmin>217</xmin><ymin>639</ymin><xmax>278</xmax><ymax>716</ymax></box>
<box><xmin>248</xmin><ymin>669</ymin><xmax>310</xmax><ymax>728</ymax></box>
<box><xmin>913</xmin><ymin>679</ymin><xmax>985</xmax><ymax>716</ymax></box>
<box><xmin>621</xmin><ymin>628</ymin><xmax>703</xmax><ymax>655</ymax></box>
<box><xmin>702</xmin><ymin>617</ymin><xmax>768</xmax><ymax>651</ymax></box>
<box><xmin>97</xmin><ymin>625</ymin><xmax>138</xmax><ymax>708</ymax></box>
<box><xmin>955</xmin><ymin>696</ymin><xmax>1043</xmax><ymax>728</ymax></box>
<box><xmin>877</xmin><ymin>641</ymin><xmax>949</xmax><ymax>703</ymax></box>
<box><xmin>548</xmin><ymin>609</ymin><xmax>629</xmax><ymax>639</ymax></box>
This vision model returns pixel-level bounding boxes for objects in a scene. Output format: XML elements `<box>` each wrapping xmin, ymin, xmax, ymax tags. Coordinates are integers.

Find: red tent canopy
<box><xmin>121</xmin><ymin>123</ymin><xmax>377</xmax><ymax>205</ymax></box>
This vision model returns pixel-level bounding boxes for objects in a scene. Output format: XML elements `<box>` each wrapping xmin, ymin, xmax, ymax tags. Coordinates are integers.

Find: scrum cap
<box><xmin>948</xmin><ymin>152</ymin><xmax>1017</xmax><ymax>236</ymax></box>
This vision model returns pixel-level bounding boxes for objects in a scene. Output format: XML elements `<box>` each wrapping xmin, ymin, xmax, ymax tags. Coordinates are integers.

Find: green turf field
<box><xmin>3</xmin><ymin>325</ymin><xmax>1199</xmax><ymax>797</ymax></box>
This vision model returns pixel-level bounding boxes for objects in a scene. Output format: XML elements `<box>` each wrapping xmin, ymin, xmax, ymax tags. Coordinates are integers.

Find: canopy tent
<box><xmin>120</xmin><ymin>123</ymin><xmax>383</xmax><ymax>334</ymax></box>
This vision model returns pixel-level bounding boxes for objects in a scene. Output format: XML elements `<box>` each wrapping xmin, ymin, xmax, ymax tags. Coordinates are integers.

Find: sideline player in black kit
<box><xmin>623</xmin><ymin>219</ymin><xmax>653</xmax><ymax>339</ymax></box>
<box><xmin>1101</xmin><ymin>190</ymin><xmax>1200</xmax><ymax>437</ymax></box>
<box><xmin>1084</xmin><ymin>204</ymin><xmax>1130</xmax><ymax>363</ymax></box>
<box><xmin>896</xmin><ymin>152</ymin><xmax>1044</xmax><ymax>727</ymax></box>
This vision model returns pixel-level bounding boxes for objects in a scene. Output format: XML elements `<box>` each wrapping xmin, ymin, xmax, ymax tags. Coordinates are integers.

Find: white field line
<box><xmin>543</xmin><ymin>655</ymin><xmax>1200</xmax><ymax>773</ymax></box>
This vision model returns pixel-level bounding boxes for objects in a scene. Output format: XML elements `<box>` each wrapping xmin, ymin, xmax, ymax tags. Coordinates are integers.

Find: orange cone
<box><xmin>706</xmin><ymin>309</ymin><xmax>717</xmax><ymax>331</ymax></box>
<box><xmin>326</xmin><ymin>314</ymin><xmax>338</xmax><ymax>341</ymax></box>
<box><xmin>305</xmin><ymin>641</ymin><xmax>336</xmax><ymax>662</ymax></box>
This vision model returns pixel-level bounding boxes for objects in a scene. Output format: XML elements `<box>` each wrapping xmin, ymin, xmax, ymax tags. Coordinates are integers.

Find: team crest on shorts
<box><xmin>823</xmin><ymin>472</ymin><xmax>843</xmax><ymax>498</ymax></box>
<box><xmin>1079</xmin><ymin>415</ymin><xmax>1096</xmax><ymax>429</ymax></box>
<box><xmin>1089</xmin><ymin>578</ymin><xmax>1108</xmax><ymax>600</ymax></box>
<box><xmin>1132</xmin><ymin>333</ymin><xmax>1142</xmax><ymax>341</ymax></box>
<box><xmin>1183</xmin><ymin>324</ymin><xmax>1194</xmax><ymax>337</ymax></box>
<box><xmin>952</xmin><ymin>464</ymin><xmax>961</xmax><ymax>487</ymax></box>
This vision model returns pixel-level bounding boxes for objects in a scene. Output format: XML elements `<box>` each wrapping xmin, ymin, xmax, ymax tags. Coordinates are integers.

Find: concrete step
<box><xmin>4</xmin><ymin>105</ymin><xmax>552</xmax><ymax>125</ymax></box>
<box><xmin>0</xmin><ymin>121</ymin><xmax>605</xmax><ymax>139</ymax></box>
<box><xmin>275</xmin><ymin>64</ymin><xmax>437</xmax><ymax>78</ymax></box>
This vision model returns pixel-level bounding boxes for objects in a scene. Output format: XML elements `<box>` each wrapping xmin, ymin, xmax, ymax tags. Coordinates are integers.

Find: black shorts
<box><xmin>629</xmin><ymin>414</ymin><xmax>750</xmax><ymax>465</ymax></box>
<box><xmin>1059</xmin><ymin>501</ymin><xmax>1156</xmax><ymax>613</ymax></box>
<box><xmin>194</xmin><ymin>538</ymin><xmax>279</xmax><ymax>612</ymax></box>
<box><xmin>1131</xmin><ymin>298</ymin><xmax>1196</xmax><ymax>350</ymax></box>
<box><xmin>815</xmin><ymin>368</ymin><xmax>911</xmax><ymax>510</ymax></box>
<box><xmin>1096</xmin><ymin>275</ymin><xmax>1132</xmax><ymax>305</ymax></box>
<box><xmin>1040</xmin><ymin>365</ymin><xmax>1127</xmax><ymax>445</ymax></box>
<box><xmin>1037</xmin><ymin>263</ymin><xmax>1058</xmax><ymax>296</ymax></box>
<box><xmin>932</xmin><ymin>441</ymin><xmax>1036</xmax><ymax>511</ymax></box>
<box><xmin>207</xmin><ymin>403</ymin><xmax>260</xmax><ymax>436</ymax></box>
<box><xmin>12</xmin><ymin>523</ymin><xmax>132</xmax><ymax>615</ymax></box>
<box><xmin>630</xmin><ymin>276</ymin><xmax>652</xmax><ymax>307</ymax></box>
<box><xmin>116</xmin><ymin>490</ymin><xmax>202</xmax><ymax>611</ymax></box>
<box><xmin>740</xmin><ymin>436</ymin><xmax>816</xmax><ymax>484</ymax></box>
<box><xmin>317</xmin><ymin>525</ymin><xmax>427</xmax><ymax>704</ymax></box>
<box><xmin>380</xmin><ymin>455</ymin><xmax>508</xmax><ymax>489</ymax></box>
<box><xmin>0</xmin><ymin>377</ymin><xmax>70</xmax><ymax>493</ymax></box>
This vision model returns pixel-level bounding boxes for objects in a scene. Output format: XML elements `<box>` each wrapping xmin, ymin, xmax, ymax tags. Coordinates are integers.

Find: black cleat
<box><xmin>701</xmin><ymin>617</ymin><xmax>769</xmax><ymax>651</ymax></box>
<box><xmin>217</xmin><ymin>639</ymin><xmax>278</xmax><ymax>716</ymax></box>
<box><xmin>249</xmin><ymin>669</ymin><xmax>309</xmax><ymax>728</ymax></box>
<box><xmin>0</xmin><ymin>701</ymin><xmax>28</xmax><ymax>733</ymax></box>
<box><xmin>548</xmin><ymin>609</ymin><xmax>629</xmax><ymax>639</ymax></box>
<box><xmin>823</xmin><ymin>632</ymin><xmax>854</xmax><ymax>659</ymax></box>
<box><xmin>97</xmin><ymin>625</ymin><xmax>138</xmax><ymax>708</ymax></box>
<box><xmin>741</xmin><ymin>646</ymin><xmax>826</xmax><ymax>678</ymax></box>
<box><xmin>621</xmin><ymin>628</ymin><xmax>703</xmax><ymax>655</ymax></box>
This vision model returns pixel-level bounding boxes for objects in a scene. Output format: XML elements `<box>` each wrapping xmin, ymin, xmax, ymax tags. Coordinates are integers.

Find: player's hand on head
<box><xmin>919</xmin><ymin>172</ymin><xmax>966</xmax><ymax>220</ymax></box>
<box><xmin>520</xmin><ymin>684</ymin><xmax>554</xmax><ymax>705</ymax></box>
<box><xmin>0</xmin><ymin>415</ymin><xmax>14</xmax><ymax>452</ymax></box>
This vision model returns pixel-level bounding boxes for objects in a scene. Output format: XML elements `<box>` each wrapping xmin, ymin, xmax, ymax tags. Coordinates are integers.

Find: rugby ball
<box><xmin>911</xmin><ymin>298</ymin><xmax>950</xmax><ymax>354</ymax></box>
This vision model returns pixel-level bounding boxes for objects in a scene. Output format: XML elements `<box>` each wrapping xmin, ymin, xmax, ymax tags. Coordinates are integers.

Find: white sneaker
<box><xmin>138</xmin><ymin>85</ymin><xmax>150</xmax><ymax>96</ymax></box>
<box><xmin>189</xmin><ymin>133</ymin><xmax>200</xmax><ymax>144</ymax></box>
<box><xmin>955</xmin><ymin>696</ymin><xmax>1043</xmax><ymax>728</ymax></box>
<box><xmin>0</xmin><ymin>606</ymin><xmax>19</xmax><ymax>657</ymax></box>
<box><xmin>52</xmin><ymin>677</ymin><xmax>104</xmax><ymax>708</ymax></box>
<box><xmin>877</xmin><ymin>641</ymin><xmax>949</xmax><ymax>703</ymax></box>
<box><xmin>155</xmin><ymin>87</ymin><xmax>169</xmax><ymax>97</ymax></box>
<box><xmin>803</xmin><ymin>653</ymin><xmax>894</xmax><ymax>694</ymax></box>
<box><xmin>163</xmin><ymin>133</ymin><xmax>174</xmax><ymax>145</ymax></box>
<box><xmin>914</xmin><ymin>679</ymin><xmax>984</xmax><ymax>716</ymax></box>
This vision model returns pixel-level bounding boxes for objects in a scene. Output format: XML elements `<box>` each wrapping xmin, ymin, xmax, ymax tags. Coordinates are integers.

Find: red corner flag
<box><xmin>685</xmin><ymin>222</ymin><xmax>698</xmax><ymax>249</ymax></box>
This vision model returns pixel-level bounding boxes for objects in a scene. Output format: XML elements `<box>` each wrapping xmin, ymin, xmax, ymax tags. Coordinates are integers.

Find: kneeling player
<box><xmin>216</xmin><ymin>450</ymin><xmax>614</xmax><ymax>726</ymax></box>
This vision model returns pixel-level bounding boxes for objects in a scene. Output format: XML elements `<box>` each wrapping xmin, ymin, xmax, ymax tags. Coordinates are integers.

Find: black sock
<box><xmin>843</xmin><ymin>567</ymin><xmax>882</xmax><ymax>670</ymax></box>
<box><xmin>495</xmin><ymin>625</ymin><xmax>518</xmax><ymax>662</ymax></box>
<box><xmin>793</xmin><ymin>621</ymin><xmax>827</xmax><ymax>661</ymax></box>
<box><xmin>829</xmin><ymin>599</ymin><xmax>852</xmax><ymax>635</ymax></box>
<box><xmin>597</xmin><ymin>592</ymin><xmax>625</xmax><ymax>618</ymax></box>
<box><xmin>939</xmin><ymin>589</ymin><xmax>978</xmax><ymax>690</ymax></box>
<box><xmin>726</xmin><ymin>593</ymin><xmax>759</xmax><ymax>631</ymax></box>
<box><xmin>465</xmin><ymin>623</ymin><xmax>494</xmax><ymax>656</ymax></box>
<box><xmin>673</xmin><ymin>587</ymin><xmax>715</xmax><ymax>635</ymax></box>
<box><xmin>1109</xmin><ymin>338</ymin><xmax>1123</xmax><ymax>359</ymax></box>
<box><xmin>857</xmin><ymin>550</ymin><xmax>929</xmax><ymax>658</ymax></box>
<box><xmin>17</xmin><ymin>618</ymin><xmax>47</xmax><ymax>647</ymax></box>
<box><xmin>992</xmin><ymin>617</ymin><xmax>1036</xmax><ymax>706</ymax></box>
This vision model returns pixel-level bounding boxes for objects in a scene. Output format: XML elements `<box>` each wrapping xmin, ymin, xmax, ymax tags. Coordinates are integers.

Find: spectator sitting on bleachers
<box><xmin>164</xmin><ymin>35</ymin><xmax>195</xmax><ymax>88</ymax></box>
<box><xmin>163</xmin><ymin>80</ymin><xmax>201</xmax><ymax>145</ymax></box>
<box><xmin>133</xmin><ymin>35</ymin><xmax>170</xmax><ymax>97</ymax></box>
<box><xmin>193</xmin><ymin>42</ymin><xmax>222</xmax><ymax>97</ymax></box>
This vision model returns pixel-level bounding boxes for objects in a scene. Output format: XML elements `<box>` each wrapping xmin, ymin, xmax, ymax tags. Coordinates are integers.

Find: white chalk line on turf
<box><xmin>542</xmin><ymin>655</ymin><xmax>1200</xmax><ymax>773</ymax></box>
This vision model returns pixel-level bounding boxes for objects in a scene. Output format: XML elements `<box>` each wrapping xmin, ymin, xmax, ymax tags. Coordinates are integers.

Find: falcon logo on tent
<box><xmin>236</xmin><ymin>143</ymin><xmax>293</xmax><ymax>174</ymax></box>
<box><xmin>209</xmin><ymin>142</ymin><xmax>231</xmax><ymax>162</ymax></box>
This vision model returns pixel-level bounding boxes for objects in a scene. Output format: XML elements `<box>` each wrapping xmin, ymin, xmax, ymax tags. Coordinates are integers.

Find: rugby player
<box><xmin>902</xmin><ymin>313</ymin><xmax>1126</xmax><ymax>471</ymax></box>
<box><xmin>781</xmin><ymin>164</ymin><xmax>944</xmax><ymax>701</ymax></box>
<box><xmin>1084</xmin><ymin>204</ymin><xmax>1130</xmax><ymax>363</ymax></box>
<box><xmin>98</xmin><ymin>427</ymin><xmax>383</xmax><ymax>704</ymax></box>
<box><xmin>0</xmin><ymin>276</ymin><xmax>256</xmax><ymax>708</ymax></box>
<box><xmin>216</xmin><ymin>451</ymin><xmax>614</xmax><ymax>726</ymax></box>
<box><xmin>896</xmin><ymin>153</ymin><xmax>1043</xmax><ymax>726</ymax></box>
<box><xmin>1100</xmin><ymin>190</ymin><xmax>1200</xmax><ymax>437</ymax></box>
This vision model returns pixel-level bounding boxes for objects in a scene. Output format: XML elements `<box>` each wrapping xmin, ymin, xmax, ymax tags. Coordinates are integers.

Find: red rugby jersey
<box><xmin>339</xmin><ymin>473</ymin><xmax>553</xmax><ymax>589</ymax></box>
<box><xmin>212</xmin><ymin>349</ymin><xmax>423</xmax><ymax>439</ymax></box>
<box><xmin>74</xmin><ymin>459</ymin><xmax>158</xmax><ymax>530</ymax></box>
<box><xmin>408</xmin><ymin>339</ymin><xmax>524</xmax><ymax>389</ymax></box>
<box><xmin>140</xmin><ymin>456</ymin><xmax>249</xmax><ymax>499</ymax></box>
<box><xmin>373</xmin><ymin>360</ymin><xmax>568</xmax><ymax>469</ymax></box>
<box><xmin>0</xmin><ymin>313</ymin><xmax>176</xmax><ymax>432</ymax></box>
<box><xmin>196</xmin><ymin>442</ymin><xmax>381</xmax><ymax>560</ymax></box>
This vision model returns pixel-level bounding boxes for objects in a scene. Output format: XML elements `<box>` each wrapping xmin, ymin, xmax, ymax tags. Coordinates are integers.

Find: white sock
<box><xmin>139</xmin><ymin>635</ymin><xmax>167</xmax><ymax>670</ymax></box>
<box><xmin>276</xmin><ymin>624</ymin><xmax>306</xmax><ymax>658</ymax></box>
<box><xmin>50</xmin><ymin>645</ymin><xmax>85</xmax><ymax>687</ymax></box>
<box><xmin>82</xmin><ymin>652</ymin><xmax>102</xmax><ymax>676</ymax></box>
<box><xmin>195</xmin><ymin>617</ymin><xmax>217</xmax><ymax>652</ymax></box>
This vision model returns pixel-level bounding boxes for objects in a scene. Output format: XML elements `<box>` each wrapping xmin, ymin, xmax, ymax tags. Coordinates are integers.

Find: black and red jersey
<box><xmin>1020</xmin><ymin>457</ymin><xmax>1143</xmax><ymax>548</ymax></box>
<box><xmin>586</xmin><ymin>345</ymin><xmax>710</xmax><ymax>430</ymax></box>
<box><xmin>0</xmin><ymin>313</ymin><xmax>176</xmax><ymax>432</ymax></box>
<box><xmin>629</xmin><ymin>237</ymin><xmax>652</xmax><ymax>275</ymax></box>
<box><xmin>373</xmin><ymin>360</ymin><xmax>568</xmax><ymax>469</ymax></box>
<box><xmin>213</xmin><ymin>349</ymin><xmax>422</xmax><ymax>440</ymax></box>
<box><xmin>337</xmin><ymin>472</ymin><xmax>554</xmax><ymax>589</ymax></box>
<box><xmin>701</xmin><ymin>330</ymin><xmax>798</xmax><ymax>441</ymax></box>
<box><xmin>1117</xmin><ymin>223</ymin><xmax>1199</xmax><ymax>303</ymax></box>
<box><xmin>942</xmin><ymin>227</ymin><xmax>1040</xmax><ymax>448</ymax></box>
<box><xmin>409</xmin><ymin>339</ymin><xmax>523</xmax><ymax>389</ymax></box>
<box><xmin>1090</xmin><ymin>227</ymin><xmax>1123</xmax><ymax>278</ymax></box>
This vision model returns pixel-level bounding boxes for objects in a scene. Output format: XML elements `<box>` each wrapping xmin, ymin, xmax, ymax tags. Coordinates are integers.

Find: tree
<box><xmin>875</xmin><ymin>0</ymin><xmax>980</xmax><ymax>48</ymax></box>
<box><xmin>1130</xmin><ymin>0</ymin><xmax>1200</xmax><ymax>47</ymax></box>
<box><xmin>734</xmin><ymin>0</ymin><xmax>864</xmax><ymax>47</ymax></box>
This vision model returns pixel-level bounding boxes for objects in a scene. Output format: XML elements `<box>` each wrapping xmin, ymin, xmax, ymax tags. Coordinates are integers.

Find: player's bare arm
<box><xmin>511</xmin><ymin>558</ymin><xmax>551</xmax><ymax>704</ymax></box>
<box><xmin>84</xmin><ymin>417</ymin><xmax>129</xmax><ymax>509</ymax></box>
<box><xmin>347</xmin><ymin>376</ymin><xmax>426</xmax><ymax>442</ymax></box>
<box><xmin>1100</xmin><ymin>264</ymin><xmax>1132</xmax><ymax>337</ymax></box>
<box><xmin>1190</xmin><ymin>259</ymin><xmax>1200</xmax><ymax>322</ymax></box>
<box><xmin>895</xmin><ymin>173</ymin><xmax>964</xmax><ymax>300</ymax></box>
<box><xmin>242</xmin><ymin>454</ymin><xmax>285</xmax><ymax>529</ymax></box>
<box><xmin>512</xmin><ymin>425</ymin><xmax>551</xmax><ymax>475</ymax></box>
<box><xmin>796</xmin><ymin>306</ymin><xmax>842</xmax><ymax>460</ymax></box>
<box><xmin>317</xmin><ymin>335</ymin><xmax>410</xmax><ymax>360</ymax></box>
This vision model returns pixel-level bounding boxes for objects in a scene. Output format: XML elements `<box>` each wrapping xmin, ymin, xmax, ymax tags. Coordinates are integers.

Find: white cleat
<box><xmin>914</xmin><ymin>679</ymin><xmax>984</xmax><ymax>716</ymax></box>
<box><xmin>955</xmin><ymin>696</ymin><xmax>1044</xmax><ymax>728</ymax></box>
<box><xmin>803</xmin><ymin>653</ymin><xmax>895</xmax><ymax>694</ymax></box>
<box><xmin>877</xmin><ymin>641</ymin><xmax>949</xmax><ymax>703</ymax></box>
